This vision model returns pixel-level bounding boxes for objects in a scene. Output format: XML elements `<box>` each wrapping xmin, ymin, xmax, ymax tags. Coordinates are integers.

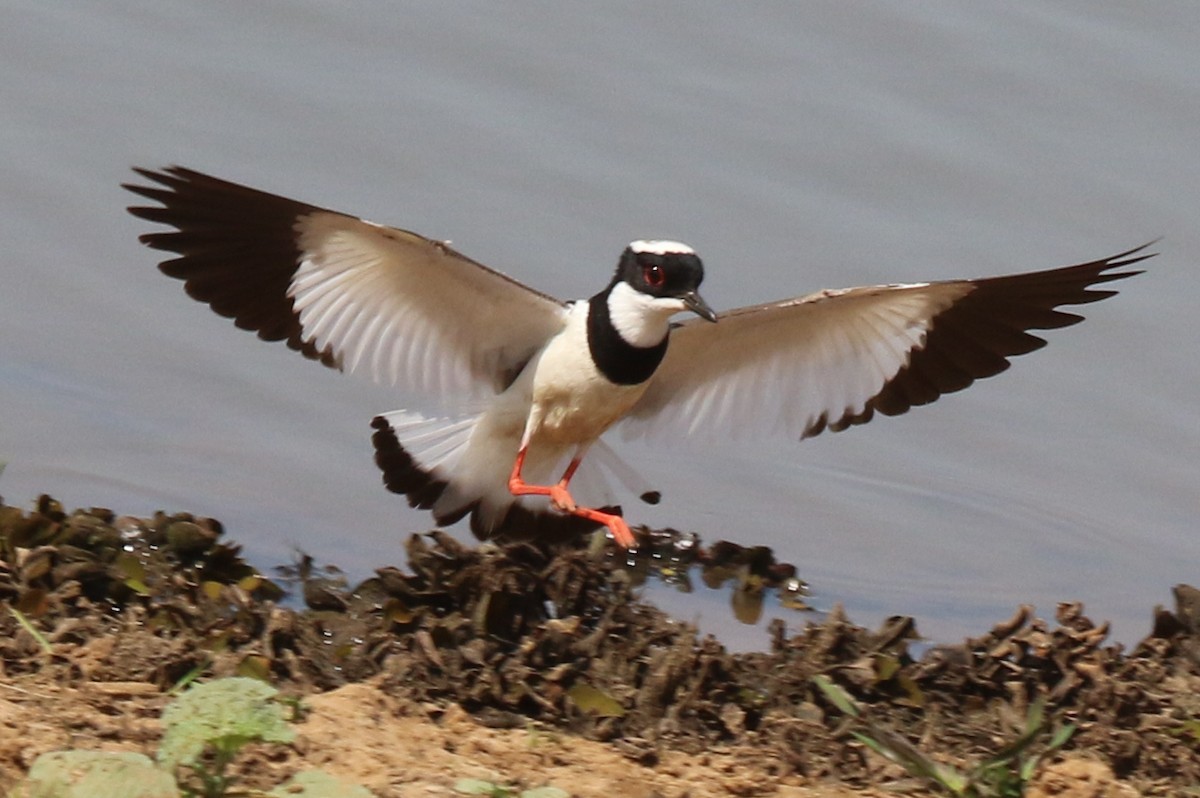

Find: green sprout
<box><xmin>813</xmin><ymin>674</ymin><xmax>1075</xmax><ymax>798</ymax></box>
<box><xmin>18</xmin><ymin>677</ymin><xmax>374</xmax><ymax>798</ymax></box>
<box><xmin>158</xmin><ymin>677</ymin><xmax>295</xmax><ymax>798</ymax></box>
<box><xmin>9</xmin><ymin>606</ymin><xmax>53</xmax><ymax>654</ymax></box>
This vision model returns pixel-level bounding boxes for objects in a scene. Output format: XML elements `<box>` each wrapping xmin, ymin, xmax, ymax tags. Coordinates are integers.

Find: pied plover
<box><xmin>125</xmin><ymin>167</ymin><xmax>1148</xmax><ymax>547</ymax></box>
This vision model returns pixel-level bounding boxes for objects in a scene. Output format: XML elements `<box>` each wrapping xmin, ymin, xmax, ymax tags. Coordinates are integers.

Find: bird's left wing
<box><xmin>621</xmin><ymin>245</ymin><xmax>1150</xmax><ymax>442</ymax></box>
<box><xmin>125</xmin><ymin>166</ymin><xmax>568</xmax><ymax>398</ymax></box>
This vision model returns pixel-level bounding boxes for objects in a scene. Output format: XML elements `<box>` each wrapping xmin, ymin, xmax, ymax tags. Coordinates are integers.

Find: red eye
<box><xmin>643</xmin><ymin>264</ymin><xmax>666</xmax><ymax>288</ymax></box>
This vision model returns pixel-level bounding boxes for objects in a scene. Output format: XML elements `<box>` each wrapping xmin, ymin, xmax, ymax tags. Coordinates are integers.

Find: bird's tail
<box><xmin>370</xmin><ymin>409</ymin><xmax>658</xmax><ymax>541</ymax></box>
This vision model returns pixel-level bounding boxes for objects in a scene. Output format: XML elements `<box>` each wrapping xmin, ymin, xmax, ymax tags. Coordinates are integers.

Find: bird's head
<box><xmin>613</xmin><ymin>240</ymin><xmax>717</xmax><ymax>323</ymax></box>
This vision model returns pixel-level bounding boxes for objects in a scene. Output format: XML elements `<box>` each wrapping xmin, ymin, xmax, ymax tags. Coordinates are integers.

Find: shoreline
<box><xmin>2</xmin><ymin>495</ymin><xmax>1193</xmax><ymax>796</ymax></box>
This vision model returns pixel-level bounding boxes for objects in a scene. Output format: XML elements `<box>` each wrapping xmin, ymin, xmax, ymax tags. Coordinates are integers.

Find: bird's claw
<box><xmin>604</xmin><ymin>515</ymin><xmax>636</xmax><ymax>549</ymax></box>
<box><xmin>548</xmin><ymin>485</ymin><xmax>576</xmax><ymax>512</ymax></box>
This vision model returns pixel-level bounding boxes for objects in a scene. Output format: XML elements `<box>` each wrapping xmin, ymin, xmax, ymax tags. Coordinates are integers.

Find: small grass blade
<box><xmin>9</xmin><ymin>607</ymin><xmax>52</xmax><ymax>654</ymax></box>
<box><xmin>168</xmin><ymin>659</ymin><xmax>211</xmax><ymax>695</ymax></box>
<box><xmin>812</xmin><ymin>674</ymin><xmax>861</xmax><ymax>718</ymax></box>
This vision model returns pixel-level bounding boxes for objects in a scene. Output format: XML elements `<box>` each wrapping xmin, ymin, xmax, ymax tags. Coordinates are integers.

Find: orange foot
<box><xmin>508</xmin><ymin>454</ymin><xmax>636</xmax><ymax>547</ymax></box>
<box><xmin>570</xmin><ymin>505</ymin><xmax>637</xmax><ymax>549</ymax></box>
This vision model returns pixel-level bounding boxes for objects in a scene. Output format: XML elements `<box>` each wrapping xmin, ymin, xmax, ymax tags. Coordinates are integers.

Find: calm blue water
<box><xmin>2</xmin><ymin>1</ymin><xmax>1197</xmax><ymax>649</ymax></box>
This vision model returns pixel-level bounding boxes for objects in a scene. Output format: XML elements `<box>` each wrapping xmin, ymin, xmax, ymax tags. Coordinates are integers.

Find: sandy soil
<box><xmin>0</xmin><ymin>672</ymin><xmax>1139</xmax><ymax>798</ymax></box>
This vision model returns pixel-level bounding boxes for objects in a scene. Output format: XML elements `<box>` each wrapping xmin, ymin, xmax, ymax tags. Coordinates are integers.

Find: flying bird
<box><xmin>124</xmin><ymin>167</ymin><xmax>1148</xmax><ymax>547</ymax></box>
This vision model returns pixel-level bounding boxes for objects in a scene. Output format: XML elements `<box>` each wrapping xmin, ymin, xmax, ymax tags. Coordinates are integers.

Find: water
<box><xmin>2</xmin><ymin>1</ymin><xmax>1197</xmax><ymax>650</ymax></box>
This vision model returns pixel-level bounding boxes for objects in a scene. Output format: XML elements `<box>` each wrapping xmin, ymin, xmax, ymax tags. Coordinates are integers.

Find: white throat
<box><xmin>606</xmin><ymin>281</ymin><xmax>685</xmax><ymax>348</ymax></box>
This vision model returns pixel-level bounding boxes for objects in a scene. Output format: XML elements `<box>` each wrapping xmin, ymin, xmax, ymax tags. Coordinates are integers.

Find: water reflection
<box><xmin>613</xmin><ymin>527</ymin><xmax>811</xmax><ymax>626</ymax></box>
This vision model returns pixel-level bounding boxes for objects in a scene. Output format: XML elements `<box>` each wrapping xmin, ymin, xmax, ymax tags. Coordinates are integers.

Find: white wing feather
<box><xmin>621</xmin><ymin>282</ymin><xmax>971</xmax><ymax>442</ymax></box>
<box><xmin>125</xmin><ymin>167</ymin><xmax>568</xmax><ymax>402</ymax></box>
<box><xmin>292</xmin><ymin>213</ymin><xmax>568</xmax><ymax>398</ymax></box>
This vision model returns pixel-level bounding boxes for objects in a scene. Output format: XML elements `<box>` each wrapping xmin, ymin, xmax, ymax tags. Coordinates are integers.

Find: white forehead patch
<box><xmin>629</xmin><ymin>239</ymin><xmax>695</xmax><ymax>255</ymax></box>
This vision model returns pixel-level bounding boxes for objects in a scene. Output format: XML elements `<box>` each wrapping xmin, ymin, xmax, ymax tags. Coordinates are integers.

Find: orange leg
<box><xmin>507</xmin><ymin>447</ymin><xmax>637</xmax><ymax>548</ymax></box>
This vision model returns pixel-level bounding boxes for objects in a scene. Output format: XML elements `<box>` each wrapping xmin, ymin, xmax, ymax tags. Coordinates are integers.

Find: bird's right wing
<box><xmin>621</xmin><ymin>245</ymin><xmax>1150</xmax><ymax>442</ymax></box>
<box><xmin>125</xmin><ymin>166</ymin><xmax>569</xmax><ymax>398</ymax></box>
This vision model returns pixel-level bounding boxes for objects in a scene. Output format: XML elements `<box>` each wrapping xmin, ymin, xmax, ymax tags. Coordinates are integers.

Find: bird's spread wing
<box><xmin>621</xmin><ymin>244</ymin><xmax>1150</xmax><ymax>442</ymax></box>
<box><xmin>124</xmin><ymin>166</ymin><xmax>568</xmax><ymax>398</ymax></box>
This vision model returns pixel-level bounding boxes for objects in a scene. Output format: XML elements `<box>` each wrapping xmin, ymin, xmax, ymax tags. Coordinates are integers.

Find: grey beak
<box><xmin>683</xmin><ymin>290</ymin><xmax>718</xmax><ymax>322</ymax></box>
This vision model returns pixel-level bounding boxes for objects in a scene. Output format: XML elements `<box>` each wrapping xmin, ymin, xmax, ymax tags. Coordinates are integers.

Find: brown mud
<box><xmin>1</xmin><ymin>495</ymin><xmax>1197</xmax><ymax>797</ymax></box>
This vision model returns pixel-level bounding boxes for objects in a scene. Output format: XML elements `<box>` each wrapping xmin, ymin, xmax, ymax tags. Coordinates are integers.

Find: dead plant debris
<box><xmin>2</xmin><ymin>495</ymin><xmax>1197</xmax><ymax>796</ymax></box>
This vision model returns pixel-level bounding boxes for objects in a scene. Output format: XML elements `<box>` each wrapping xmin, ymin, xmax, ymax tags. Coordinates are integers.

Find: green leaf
<box><xmin>873</xmin><ymin>653</ymin><xmax>901</xmax><ymax>681</ymax></box>
<box><xmin>1019</xmin><ymin>753</ymin><xmax>1042</xmax><ymax>782</ymax></box>
<box><xmin>850</xmin><ymin>730</ymin><xmax>890</xmax><ymax>759</ymax></box>
<box><xmin>855</xmin><ymin>725</ymin><xmax>969</xmax><ymax>793</ymax></box>
<box><xmin>1024</xmin><ymin>697</ymin><xmax>1046</xmax><ymax>733</ymax></box>
<box><xmin>235</xmin><ymin>655</ymin><xmax>271</xmax><ymax>682</ymax></box>
<box><xmin>1174</xmin><ymin>719</ymin><xmax>1200</xmax><ymax>742</ymax></box>
<box><xmin>566</xmin><ymin>684</ymin><xmax>625</xmax><ymax>718</ymax></box>
<box><xmin>894</xmin><ymin>673</ymin><xmax>926</xmax><ymax>708</ymax></box>
<box><xmin>930</xmin><ymin>762</ymin><xmax>970</xmax><ymax>794</ymax></box>
<box><xmin>158</xmin><ymin>677</ymin><xmax>294</xmax><ymax>772</ymax></box>
<box><xmin>124</xmin><ymin>578</ymin><xmax>152</xmax><ymax>595</ymax></box>
<box><xmin>167</xmin><ymin>661</ymin><xmax>210</xmax><ymax>695</ymax></box>
<box><xmin>1047</xmin><ymin>722</ymin><xmax>1077</xmax><ymax>750</ymax></box>
<box><xmin>811</xmin><ymin>674</ymin><xmax>860</xmax><ymax>718</ymax></box>
<box><xmin>9</xmin><ymin>606</ymin><xmax>53</xmax><ymax>654</ymax></box>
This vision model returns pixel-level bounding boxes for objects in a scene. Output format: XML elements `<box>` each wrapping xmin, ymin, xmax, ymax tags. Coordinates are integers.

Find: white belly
<box><xmin>526</xmin><ymin>304</ymin><xmax>648</xmax><ymax>448</ymax></box>
<box><xmin>426</xmin><ymin>302</ymin><xmax>655</xmax><ymax>532</ymax></box>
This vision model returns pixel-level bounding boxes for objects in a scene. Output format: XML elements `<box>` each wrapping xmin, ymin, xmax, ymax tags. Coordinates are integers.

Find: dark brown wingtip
<box><xmin>122</xmin><ymin>164</ymin><xmax>341</xmax><ymax>369</ymax></box>
<box><xmin>124</xmin><ymin>167</ymin><xmax>182</xmax><ymax>231</ymax></box>
<box><xmin>1034</xmin><ymin>240</ymin><xmax>1154</xmax><ymax>303</ymax></box>
<box><xmin>124</xmin><ymin>165</ymin><xmax>201</xmax><ymax>208</ymax></box>
<box><xmin>1104</xmin><ymin>238</ymin><xmax>1159</xmax><ymax>267</ymax></box>
<box><xmin>370</xmin><ymin>416</ymin><xmax>450</xmax><ymax>511</ymax></box>
<box><xmin>806</xmin><ymin>242</ymin><xmax>1151</xmax><ymax>440</ymax></box>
